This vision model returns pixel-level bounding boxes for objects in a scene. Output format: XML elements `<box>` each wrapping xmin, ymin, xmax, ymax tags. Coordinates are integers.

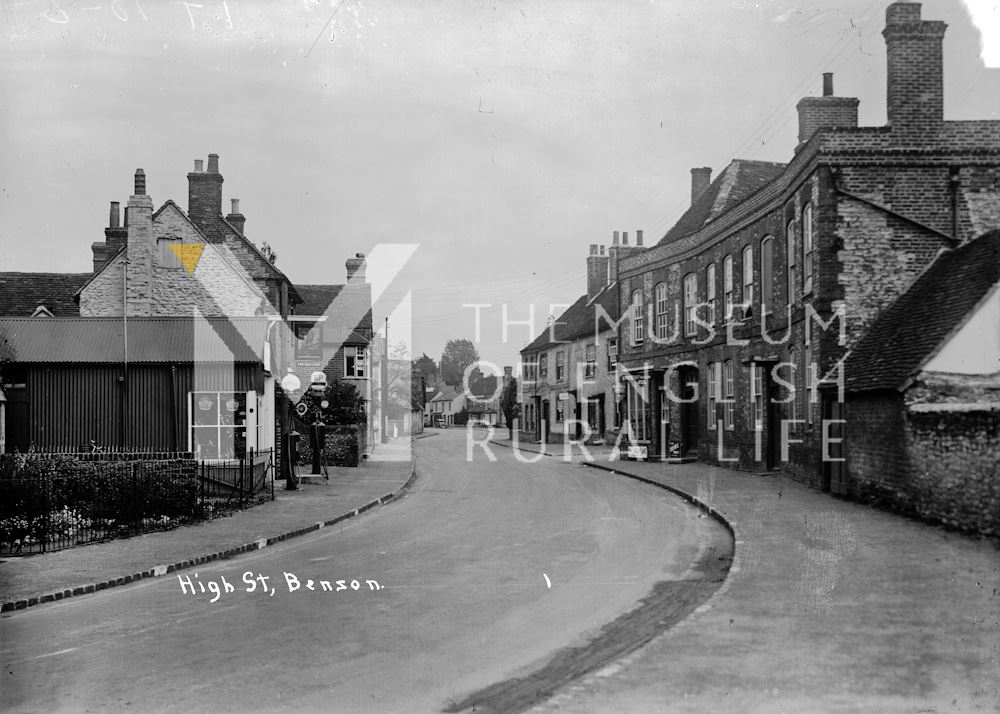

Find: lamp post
<box><xmin>280</xmin><ymin>368</ymin><xmax>301</xmax><ymax>490</ymax></box>
<box><xmin>308</xmin><ymin>371</ymin><xmax>328</xmax><ymax>475</ymax></box>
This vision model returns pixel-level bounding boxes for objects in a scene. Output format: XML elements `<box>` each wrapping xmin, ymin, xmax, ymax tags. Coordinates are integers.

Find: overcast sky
<box><xmin>2</xmin><ymin>0</ymin><xmax>997</xmax><ymax>371</ymax></box>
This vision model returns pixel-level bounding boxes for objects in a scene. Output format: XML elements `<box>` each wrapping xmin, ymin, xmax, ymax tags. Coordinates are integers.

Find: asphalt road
<box><xmin>1</xmin><ymin>429</ymin><xmax>725</xmax><ymax>713</ymax></box>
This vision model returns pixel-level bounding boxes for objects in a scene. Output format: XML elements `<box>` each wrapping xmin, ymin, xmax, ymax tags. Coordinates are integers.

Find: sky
<box><xmin>1</xmin><ymin>0</ymin><xmax>998</xmax><ymax>373</ymax></box>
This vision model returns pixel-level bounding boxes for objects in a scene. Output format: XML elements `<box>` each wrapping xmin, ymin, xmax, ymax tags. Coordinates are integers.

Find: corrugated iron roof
<box><xmin>0</xmin><ymin>317</ymin><xmax>269</xmax><ymax>364</ymax></box>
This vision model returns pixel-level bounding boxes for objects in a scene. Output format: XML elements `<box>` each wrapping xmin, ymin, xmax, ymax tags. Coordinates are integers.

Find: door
<box><xmin>822</xmin><ymin>397</ymin><xmax>846</xmax><ymax>493</ymax></box>
<box><xmin>679</xmin><ymin>367</ymin><xmax>700</xmax><ymax>456</ymax></box>
<box><xmin>767</xmin><ymin>378</ymin><xmax>782</xmax><ymax>470</ymax></box>
<box><xmin>541</xmin><ymin>400</ymin><xmax>550</xmax><ymax>443</ymax></box>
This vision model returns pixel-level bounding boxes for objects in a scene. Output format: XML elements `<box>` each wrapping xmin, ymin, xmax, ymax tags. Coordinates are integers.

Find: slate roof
<box><xmin>0</xmin><ymin>273</ymin><xmax>90</xmax><ymax>316</ymax></box>
<box><xmin>0</xmin><ymin>317</ymin><xmax>268</xmax><ymax>364</ymax></box>
<box><xmin>430</xmin><ymin>387</ymin><xmax>462</xmax><ymax>403</ymax></box>
<box><xmin>521</xmin><ymin>281</ymin><xmax>619</xmax><ymax>354</ymax></box>
<box><xmin>294</xmin><ymin>283</ymin><xmax>374</xmax><ymax>344</ymax></box>
<box><xmin>657</xmin><ymin>160</ymin><xmax>787</xmax><ymax>246</ymax></box>
<box><xmin>202</xmin><ymin>214</ymin><xmax>303</xmax><ymax>305</ymax></box>
<box><xmin>843</xmin><ymin>230</ymin><xmax>1000</xmax><ymax>393</ymax></box>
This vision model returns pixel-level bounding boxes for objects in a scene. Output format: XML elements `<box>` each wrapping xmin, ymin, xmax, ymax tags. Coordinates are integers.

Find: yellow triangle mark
<box><xmin>168</xmin><ymin>243</ymin><xmax>205</xmax><ymax>273</ymax></box>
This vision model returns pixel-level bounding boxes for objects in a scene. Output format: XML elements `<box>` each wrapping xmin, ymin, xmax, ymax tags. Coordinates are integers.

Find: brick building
<box><xmin>614</xmin><ymin>2</ymin><xmax>1000</xmax><ymax>511</ymax></box>
<box><xmin>518</xmin><ymin>233</ymin><xmax>640</xmax><ymax>444</ymax></box>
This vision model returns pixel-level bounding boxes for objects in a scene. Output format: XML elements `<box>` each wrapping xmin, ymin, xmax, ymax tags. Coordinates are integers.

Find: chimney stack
<box><xmin>883</xmin><ymin>2</ymin><xmax>946</xmax><ymax>140</ymax></box>
<box><xmin>586</xmin><ymin>243</ymin><xmax>610</xmax><ymax>301</ymax></box>
<box><xmin>608</xmin><ymin>229</ymin><xmax>645</xmax><ymax>284</ymax></box>
<box><xmin>126</xmin><ymin>168</ymin><xmax>155</xmax><ymax>315</ymax></box>
<box><xmin>691</xmin><ymin>167</ymin><xmax>712</xmax><ymax>204</ymax></box>
<box><xmin>795</xmin><ymin>73</ymin><xmax>859</xmax><ymax>148</ymax></box>
<box><xmin>188</xmin><ymin>154</ymin><xmax>224</xmax><ymax>237</ymax></box>
<box><xmin>226</xmin><ymin>197</ymin><xmax>246</xmax><ymax>235</ymax></box>
<box><xmin>346</xmin><ymin>253</ymin><xmax>367</xmax><ymax>284</ymax></box>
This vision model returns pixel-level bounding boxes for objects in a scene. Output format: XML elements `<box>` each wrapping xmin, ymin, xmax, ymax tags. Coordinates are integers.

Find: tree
<box><xmin>440</xmin><ymin>339</ymin><xmax>479</xmax><ymax>387</ymax></box>
<box><xmin>500</xmin><ymin>377</ymin><xmax>519</xmax><ymax>440</ymax></box>
<box><xmin>413</xmin><ymin>353</ymin><xmax>438</xmax><ymax>384</ymax></box>
<box><xmin>297</xmin><ymin>380</ymin><xmax>366</xmax><ymax>426</ymax></box>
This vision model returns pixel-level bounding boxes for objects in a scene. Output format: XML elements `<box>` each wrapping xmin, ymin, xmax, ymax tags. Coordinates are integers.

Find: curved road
<box><xmin>1</xmin><ymin>429</ymin><xmax>726</xmax><ymax>713</ymax></box>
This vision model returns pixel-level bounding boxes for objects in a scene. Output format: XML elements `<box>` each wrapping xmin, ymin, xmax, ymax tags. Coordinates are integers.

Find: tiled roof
<box><xmin>430</xmin><ymin>387</ymin><xmax>462</xmax><ymax>402</ymax></box>
<box><xmin>657</xmin><ymin>160</ymin><xmax>786</xmax><ymax>247</ymax></box>
<box><xmin>0</xmin><ymin>273</ymin><xmax>90</xmax><ymax>316</ymax></box>
<box><xmin>521</xmin><ymin>282</ymin><xmax>619</xmax><ymax>354</ymax></box>
<box><xmin>843</xmin><ymin>230</ymin><xmax>1000</xmax><ymax>393</ymax></box>
<box><xmin>294</xmin><ymin>283</ymin><xmax>373</xmax><ymax>337</ymax></box>
<box><xmin>0</xmin><ymin>317</ymin><xmax>267</xmax><ymax>364</ymax></box>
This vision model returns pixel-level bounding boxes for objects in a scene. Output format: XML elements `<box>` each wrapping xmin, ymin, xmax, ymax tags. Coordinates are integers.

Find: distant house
<box><xmin>520</xmin><ymin>241</ymin><xmax>626</xmax><ymax>445</ymax></box>
<box><xmin>428</xmin><ymin>387</ymin><xmax>466</xmax><ymax>426</ymax></box>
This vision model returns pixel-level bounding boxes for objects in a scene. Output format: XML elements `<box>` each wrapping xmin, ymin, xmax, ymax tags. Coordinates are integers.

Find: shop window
<box><xmin>190</xmin><ymin>391</ymin><xmax>249</xmax><ymax>459</ymax></box>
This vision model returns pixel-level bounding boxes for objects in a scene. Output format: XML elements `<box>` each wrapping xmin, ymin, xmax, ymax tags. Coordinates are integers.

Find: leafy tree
<box><xmin>500</xmin><ymin>377</ymin><xmax>519</xmax><ymax>440</ymax></box>
<box><xmin>296</xmin><ymin>379</ymin><xmax>366</xmax><ymax>426</ymax></box>
<box><xmin>412</xmin><ymin>353</ymin><xmax>438</xmax><ymax>383</ymax></box>
<box><xmin>440</xmin><ymin>339</ymin><xmax>479</xmax><ymax>387</ymax></box>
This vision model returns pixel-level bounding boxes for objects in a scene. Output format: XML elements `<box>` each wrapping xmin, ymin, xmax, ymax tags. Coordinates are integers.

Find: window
<box><xmin>296</xmin><ymin>323</ymin><xmax>322</xmax><ymax>358</ymax></box>
<box><xmin>723</xmin><ymin>360</ymin><xmax>735</xmax><ymax>430</ymax></box>
<box><xmin>190</xmin><ymin>391</ymin><xmax>249</xmax><ymax>459</ymax></box>
<box><xmin>523</xmin><ymin>360</ymin><xmax>537</xmax><ymax>381</ymax></box>
<box><xmin>607</xmin><ymin>339</ymin><xmax>618</xmax><ymax>371</ymax></box>
<box><xmin>802</xmin><ymin>203</ymin><xmax>813</xmax><ymax>294</ymax></box>
<box><xmin>683</xmin><ymin>273</ymin><xmax>698</xmax><ymax>336</ymax></box>
<box><xmin>742</xmin><ymin>245</ymin><xmax>754</xmax><ymax>317</ymax></box>
<box><xmin>786</xmin><ymin>220</ymin><xmax>797</xmax><ymax>304</ymax></box>
<box><xmin>555</xmin><ymin>350</ymin><xmax>565</xmax><ymax>382</ymax></box>
<box><xmin>750</xmin><ymin>363</ymin><xmax>764</xmax><ymax>431</ymax></box>
<box><xmin>723</xmin><ymin>255</ymin><xmax>734</xmax><ymax>319</ymax></box>
<box><xmin>631</xmin><ymin>289</ymin><xmax>645</xmax><ymax>345</ymax></box>
<box><xmin>539</xmin><ymin>353</ymin><xmax>548</xmax><ymax>379</ymax></box>
<box><xmin>345</xmin><ymin>346</ymin><xmax>366</xmax><ymax>378</ymax></box>
<box><xmin>655</xmin><ymin>282</ymin><xmax>671</xmax><ymax>340</ymax></box>
<box><xmin>760</xmin><ymin>236</ymin><xmax>774</xmax><ymax>315</ymax></box>
<box><xmin>556</xmin><ymin>399</ymin><xmax>565</xmax><ymax>422</ymax></box>
<box><xmin>705</xmin><ymin>264</ymin><xmax>717</xmax><ymax>325</ymax></box>
<box><xmin>585</xmin><ymin>343</ymin><xmax>596</xmax><ymax>379</ymax></box>
<box><xmin>707</xmin><ymin>362</ymin><xmax>718</xmax><ymax>430</ymax></box>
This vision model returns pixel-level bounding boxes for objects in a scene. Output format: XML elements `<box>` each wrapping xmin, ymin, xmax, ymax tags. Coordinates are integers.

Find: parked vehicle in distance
<box><xmin>434</xmin><ymin>416</ymin><xmax>448</xmax><ymax>428</ymax></box>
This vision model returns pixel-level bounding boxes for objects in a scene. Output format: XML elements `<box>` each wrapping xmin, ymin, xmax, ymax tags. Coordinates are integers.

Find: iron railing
<box><xmin>0</xmin><ymin>449</ymin><xmax>275</xmax><ymax>556</ymax></box>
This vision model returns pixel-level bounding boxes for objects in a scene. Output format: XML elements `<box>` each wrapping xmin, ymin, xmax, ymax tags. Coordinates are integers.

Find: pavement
<box><xmin>0</xmin><ymin>438</ymin><xmax>416</xmax><ymax>612</ymax></box>
<box><xmin>486</xmin><ymin>436</ymin><xmax>1000</xmax><ymax>712</ymax></box>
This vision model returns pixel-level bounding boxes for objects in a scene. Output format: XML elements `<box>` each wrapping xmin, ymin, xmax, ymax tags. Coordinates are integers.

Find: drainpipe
<box><xmin>949</xmin><ymin>166</ymin><xmax>961</xmax><ymax>242</ymax></box>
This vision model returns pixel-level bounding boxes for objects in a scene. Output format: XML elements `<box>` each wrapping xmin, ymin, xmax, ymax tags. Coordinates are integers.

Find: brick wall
<box><xmin>845</xmin><ymin>392</ymin><xmax>1000</xmax><ymax>535</ymax></box>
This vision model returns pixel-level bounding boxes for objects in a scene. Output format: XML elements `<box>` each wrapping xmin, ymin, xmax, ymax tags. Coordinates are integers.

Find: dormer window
<box><xmin>31</xmin><ymin>305</ymin><xmax>54</xmax><ymax>317</ymax></box>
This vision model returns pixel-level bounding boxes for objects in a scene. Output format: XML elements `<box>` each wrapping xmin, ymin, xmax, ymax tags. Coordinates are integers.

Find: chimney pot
<box><xmin>589</xmin><ymin>243</ymin><xmax>598</xmax><ymax>255</ymax></box>
<box><xmin>637</xmin><ymin>229</ymin><xmax>643</xmax><ymax>246</ymax></box>
<box><xmin>109</xmin><ymin>201</ymin><xmax>120</xmax><ymax>228</ymax></box>
<box><xmin>613</xmin><ymin>231</ymin><xmax>620</xmax><ymax>245</ymax></box>
<box><xmin>231</xmin><ymin>198</ymin><xmax>240</xmax><ymax>214</ymax></box>
<box><xmin>207</xmin><ymin>154</ymin><xmax>219</xmax><ymax>173</ymax></box>
<box><xmin>134</xmin><ymin>169</ymin><xmax>146</xmax><ymax>196</ymax></box>
<box><xmin>623</xmin><ymin>231</ymin><xmax>629</xmax><ymax>245</ymax></box>
<box><xmin>194</xmin><ymin>159</ymin><xmax>204</xmax><ymax>173</ymax></box>
<box><xmin>600</xmin><ymin>245</ymin><xmax>605</xmax><ymax>255</ymax></box>
<box><xmin>822</xmin><ymin>73</ymin><xmax>834</xmax><ymax>96</ymax></box>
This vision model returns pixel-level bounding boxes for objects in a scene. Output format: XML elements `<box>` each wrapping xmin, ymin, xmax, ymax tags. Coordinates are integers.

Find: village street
<box><xmin>0</xmin><ymin>430</ymin><xmax>726</xmax><ymax>713</ymax></box>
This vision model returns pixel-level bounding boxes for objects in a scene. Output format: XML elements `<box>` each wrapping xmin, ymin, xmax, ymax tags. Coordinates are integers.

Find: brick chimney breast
<box><xmin>346</xmin><ymin>253</ymin><xmax>367</xmax><ymax>284</ymax></box>
<box><xmin>883</xmin><ymin>2</ymin><xmax>947</xmax><ymax>139</ymax></box>
<box><xmin>691</xmin><ymin>167</ymin><xmax>712</xmax><ymax>204</ymax></box>
<box><xmin>586</xmin><ymin>242</ymin><xmax>610</xmax><ymax>301</ymax></box>
<box><xmin>126</xmin><ymin>168</ymin><xmax>155</xmax><ymax>316</ymax></box>
<box><xmin>188</xmin><ymin>154</ymin><xmax>224</xmax><ymax>238</ymax></box>
<box><xmin>795</xmin><ymin>74</ymin><xmax>859</xmax><ymax>147</ymax></box>
<box><xmin>226</xmin><ymin>197</ymin><xmax>246</xmax><ymax>235</ymax></box>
